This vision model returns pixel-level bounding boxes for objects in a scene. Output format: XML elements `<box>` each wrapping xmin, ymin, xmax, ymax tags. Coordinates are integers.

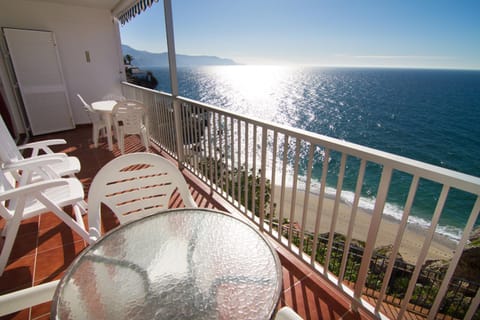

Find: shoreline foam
<box><xmin>274</xmin><ymin>173</ymin><xmax>464</xmax><ymax>243</ymax></box>
<box><xmin>272</xmin><ymin>185</ymin><xmax>456</xmax><ymax>265</ymax></box>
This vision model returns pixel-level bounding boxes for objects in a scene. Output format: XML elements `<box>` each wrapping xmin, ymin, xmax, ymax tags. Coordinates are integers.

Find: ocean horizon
<box><xmin>143</xmin><ymin>65</ymin><xmax>480</xmax><ymax>241</ymax></box>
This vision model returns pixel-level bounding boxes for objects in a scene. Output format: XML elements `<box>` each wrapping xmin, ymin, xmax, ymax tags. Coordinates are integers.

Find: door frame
<box><xmin>2</xmin><ymin>27</ymin><xmax>75</xmax><ymax>135</ymax></box>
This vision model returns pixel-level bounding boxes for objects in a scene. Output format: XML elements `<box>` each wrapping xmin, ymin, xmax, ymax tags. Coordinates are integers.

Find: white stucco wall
<box><xmin>0</xmin><ymin>0</ymin><xmax>125</xmax><ymax>132</ymax></box>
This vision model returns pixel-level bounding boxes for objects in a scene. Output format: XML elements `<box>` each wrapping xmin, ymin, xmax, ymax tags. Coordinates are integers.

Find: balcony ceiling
<box><xmin>27</xmin><ymin>0</ymin><xmax>134</xmax><ymax>11</ymax></box>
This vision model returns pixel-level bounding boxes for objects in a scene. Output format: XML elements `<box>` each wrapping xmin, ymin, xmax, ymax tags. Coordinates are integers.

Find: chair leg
<box><xmin>0</xmin><ymin>220</ymin><xmax>9</xmax><ymax>237</ymax></box>
<box><xmin>111</xmin><ymin>126</ymin><xmax>118</xmax><ymax>140</ymax></box>
<box><xmin>73</xmin><ymin>202</ymin><xmax>87</xmax><ymax>230</ymax></box>
<box><xmin>92</xmin><ymin>124</ymin><xmax>99</xmax><ymax>148</ymax></box>
<box><xmin>118</xmin><ymin>129</ymin><xmax>125</xmax><ymax>154</ymax></box>
<box><xmin>141</xmin><ymin>130</ymin><xmax>149</xmax><ymax>152</ymax></box>
<box><xmin>117</xmin><ymin>135</ymin><xmax>122</xmax><ymax>154</ymax></box>
<box><xmin>0</xmin><ymin>213</ymin><xmax>22</xmax><ymax>275</ymax></box>
<box><xmin>76</xmin><ymin>200</ymin><xmax>88</xmax><ymax>215</ymax></box>
<box><xmin>38</xmin><ymin>195</ymin><xmax>89</xmax><ymax>241</ymax></box>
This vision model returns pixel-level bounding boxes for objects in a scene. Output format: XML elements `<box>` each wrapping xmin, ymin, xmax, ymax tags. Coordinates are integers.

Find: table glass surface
<box><xmin>52</xmin><ymin>209</ymin><xmax>282</xmax><ymax>320</ymax></box>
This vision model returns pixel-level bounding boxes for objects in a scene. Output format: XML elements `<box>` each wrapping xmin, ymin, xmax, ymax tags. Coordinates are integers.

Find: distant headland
<box><xmin>121</xmin><ymin>44</ymin><xmax>238</xmax><ymax>67</ymax></box>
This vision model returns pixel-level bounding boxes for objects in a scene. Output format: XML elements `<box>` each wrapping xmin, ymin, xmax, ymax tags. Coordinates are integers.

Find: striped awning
<box><xmin>117</xmin><ymin>0</ymin><xmax>159</xmax><ymax>24</ymax></box>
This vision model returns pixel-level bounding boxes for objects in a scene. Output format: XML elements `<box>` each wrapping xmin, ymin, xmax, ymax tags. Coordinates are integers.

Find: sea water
<box><xmin>146</xmin><ymin>66</ymin><xmax>480</xmax><ymax>241</ymax></box>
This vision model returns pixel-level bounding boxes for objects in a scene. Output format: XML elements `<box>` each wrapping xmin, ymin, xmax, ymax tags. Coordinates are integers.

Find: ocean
<box><xmin>145</xmin><ymin>66</ymin><xmax>480</xmax><ymax>241</ymax></box>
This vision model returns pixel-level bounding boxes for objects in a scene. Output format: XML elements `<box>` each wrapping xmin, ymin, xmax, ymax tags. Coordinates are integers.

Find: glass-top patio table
<box><xmin>51</xmin><ymin>208</ymin><xmax>283</xmax><ymax>319</ymax></box>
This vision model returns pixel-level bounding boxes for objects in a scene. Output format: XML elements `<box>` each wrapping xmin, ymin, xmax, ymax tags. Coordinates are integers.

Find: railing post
<box><xmin>259</xmin><ymin>127</ymin><xmax>268</xmax><ymax>231</ymax></box>
<box><xmin>163</xmin><ymin>0</ymin><xmax>184</xmax><ymax>165</ymax></box>
<box><xmin>353</xmin><ymin>165</ymin><xmax>393</xmax><ymax>310</ymax></box>
<box><xmin>173</xmin><ymin>99</ymin><xmax>185</xmax><ymax>165</ymax></box>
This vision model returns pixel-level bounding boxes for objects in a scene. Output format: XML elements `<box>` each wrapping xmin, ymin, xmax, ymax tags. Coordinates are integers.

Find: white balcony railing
<box><xmin>122</xmin><ymin>81</ymin><xmax>480</xmax><ymax>319</ymax></box>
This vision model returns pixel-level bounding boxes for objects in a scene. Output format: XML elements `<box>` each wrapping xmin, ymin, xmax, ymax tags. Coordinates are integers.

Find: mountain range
<box><xmin>121</xmin><ymin>45</ymin><xmax>238</xmax><ymax>67</ymax></box>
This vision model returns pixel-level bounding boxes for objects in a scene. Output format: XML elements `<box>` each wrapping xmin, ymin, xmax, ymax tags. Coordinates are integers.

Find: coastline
<box><xmin>272</xmin><ymin>186</ymin><xmax>456</xmax><ymax>265</ymax></box>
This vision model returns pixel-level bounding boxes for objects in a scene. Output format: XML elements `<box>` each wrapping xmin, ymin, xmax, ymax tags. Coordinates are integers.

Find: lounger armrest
<box><xmin>18</xmin><ymin>139</ymin><xmax>68</xmax><ymax>156</ymax></box>
<box><xmin>2</xmin><ymin>155</ymin><xmax>66</xmax><ymax>185</ymax></box>
<box><xmin>4</xmin><ymin>154</ymin><xmax>67</xmax><ymax>170</ymax></box>
<box><xmin>0</xmin><ymin>179</ymin><xmax>71</xmax><ymax>202</ymax></box>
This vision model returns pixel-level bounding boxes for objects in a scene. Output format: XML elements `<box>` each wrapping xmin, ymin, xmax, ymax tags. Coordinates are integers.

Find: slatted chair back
<box><xmin>87</xmin><ymin>152</ymin><xmax>196</xmax><ymax>243</ymax></box>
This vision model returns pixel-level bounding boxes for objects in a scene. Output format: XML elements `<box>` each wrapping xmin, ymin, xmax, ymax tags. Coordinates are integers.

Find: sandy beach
<box><xmin>273</xmin><ymin>186</ymin><xmax>456</xmax><ymax>265</ymax></box>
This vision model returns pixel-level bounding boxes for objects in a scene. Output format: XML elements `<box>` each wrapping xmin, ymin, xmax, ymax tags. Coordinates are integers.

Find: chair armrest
<box><xmin>0</xmin><ymin>280</ymin><xmax>59</xmax><ymax>316</ymax></box>
<box><xmin>3</xmin><ymin>154</ymin><xmax>66</xmax><ymax>170</ymax></box>
<box><xmin>0</xmin><ymin>179</ymin><xmax>72</xmax><ymax>202</ymax></box>
<box><xmin>18</xmin><ymin>139</ymin><xmax>67</xmax><ymax>156</ymax></box>
<box><xmin>2</xmin><ymin>155</ymin><xmax>67</xmax><ymax>185</ymax></box>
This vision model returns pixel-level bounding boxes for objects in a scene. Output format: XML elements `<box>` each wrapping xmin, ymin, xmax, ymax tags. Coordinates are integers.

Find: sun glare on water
<box><xmin>205</xmin><ymin>65</ymin><xmax>292</xmax><ymax>121</ymax></box>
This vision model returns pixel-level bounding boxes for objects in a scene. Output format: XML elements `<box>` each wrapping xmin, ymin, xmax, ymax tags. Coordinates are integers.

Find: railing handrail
<box><xmin>122</xmin><ymin>81</ymin><xmax>173</xmax><ymax>97</ymax></box>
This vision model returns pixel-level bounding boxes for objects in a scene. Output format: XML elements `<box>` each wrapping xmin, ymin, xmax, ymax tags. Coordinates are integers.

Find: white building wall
<box><xmin>0</xmin><ymin>0</ymin><xmax>125</xmax><ymax>133</ymax></box>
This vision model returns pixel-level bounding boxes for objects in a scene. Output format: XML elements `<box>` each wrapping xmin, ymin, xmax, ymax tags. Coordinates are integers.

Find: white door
<box><xmin>3</xmin><ymin>28</ymin><xmax>74</xmax><ymax>135</ymax></box>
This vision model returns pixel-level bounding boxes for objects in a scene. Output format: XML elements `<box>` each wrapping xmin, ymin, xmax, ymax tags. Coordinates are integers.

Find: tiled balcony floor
<box><xmin>0</xmin><ymin>126</ymin><xmax>374</xmax><ymax>320</ymax></box>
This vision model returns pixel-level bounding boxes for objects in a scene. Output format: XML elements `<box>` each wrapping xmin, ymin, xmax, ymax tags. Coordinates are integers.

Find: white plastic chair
<box><xmin>112</xmin><ymin>100</ymin><xmax>150</xmax><ymax>154</ymax></box>
<box><xmin>0</xmin><ymin>280</ymin><xmax>59</xmax><ymax>316</ymax></box>
<box><xmin>0</xmin><ymin>116</ymin><xmax>80</xmax><ymax>185</ymax></box>
<box><xmin>275</xmin><ymin>307</ymin><xmax>304</xmax><ymax>320</ymax></box>
<box><xmin>0</xmin><ymin>173</ymin><xmax>89</xmax><ymax>275</ymax></box>
<box><xmin>102</xmin><ymin>93</ymin><xmax>126</xmax><ymax>101</ymax></box>
<box><xmin>77</xmin><ymin>94</ymin><xmax>108</xmax><ymax>148</ymax></box>
<box><xmin>87</xmin><ymin>152</ymin><xmax>196</xmax><ymax>243</ymax></box>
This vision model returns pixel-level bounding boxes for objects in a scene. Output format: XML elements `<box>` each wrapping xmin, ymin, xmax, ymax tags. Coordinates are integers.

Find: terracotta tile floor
<box><xmin>0</xmin><ymin>126</ymin><xmax>375</xmax><ymax>320</ymax></box>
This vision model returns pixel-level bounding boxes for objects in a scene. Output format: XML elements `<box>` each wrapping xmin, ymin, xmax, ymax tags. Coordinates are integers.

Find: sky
<box><xmin>119</xmin><ymin>0</ymin><xmax>480</xmax><ymax>70</ymax></box>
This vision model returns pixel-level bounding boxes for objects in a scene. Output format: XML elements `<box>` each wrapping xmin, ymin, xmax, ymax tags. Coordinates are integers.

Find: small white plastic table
<box><xmin>51</xmin><ymin>208</ymin><xmax>283</xmax><ymax>320</ymax></box>
<box><xmin>91</xmin><ymin>100</ymin><xmax>117</xmax><ymax>151</ymax></box>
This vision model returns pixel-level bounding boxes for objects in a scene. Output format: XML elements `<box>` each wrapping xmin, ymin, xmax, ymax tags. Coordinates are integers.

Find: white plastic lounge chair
<box><xmin>87</xmin><ymin>152</ymin><xmax>196</xmax><ymax>243</ymax></box>
<box><xmin>0</xmin><ymin>175</ymin><xmax>89</xmax><ymax>275</ymax></box>
<box><xmin>0</xmin><ymin>116</ymin><xmax>80</xmax><ymax>185</ymax></box>
<box><xmin>112</xmin><ymin>100</ymin><xmax>150</xmax><ymax>154</ymax></box>
<box><xmin>77</xmin><ymin>94</ymin><xmax>108</xmax><ymax>148</ymax></box>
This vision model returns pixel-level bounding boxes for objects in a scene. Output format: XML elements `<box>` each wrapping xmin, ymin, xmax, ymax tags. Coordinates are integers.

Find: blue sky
<box><xmin>120</xmin><ymin>0</ymin><xmax>480</xmax><ymax>69</ymax></box>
